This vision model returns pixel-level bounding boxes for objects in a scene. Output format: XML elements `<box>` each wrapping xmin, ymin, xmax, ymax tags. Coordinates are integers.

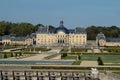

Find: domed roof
<box><xmin>55</xmin><ymin>21</ymin><xmax>69</xmax><ymax>34</ymax></box>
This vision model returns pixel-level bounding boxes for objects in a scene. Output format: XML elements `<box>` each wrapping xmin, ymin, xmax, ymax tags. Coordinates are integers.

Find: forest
<box><xmin>0</xmin><ymin>21</ymin><xmax>120</xmax><ymax>40</ymax></box>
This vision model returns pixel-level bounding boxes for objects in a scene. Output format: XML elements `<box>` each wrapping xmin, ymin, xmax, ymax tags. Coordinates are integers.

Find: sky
<box><xmin>0</xmin><ymin>0</ymin><xmax>120</xmax><ymax>28</ymax></box>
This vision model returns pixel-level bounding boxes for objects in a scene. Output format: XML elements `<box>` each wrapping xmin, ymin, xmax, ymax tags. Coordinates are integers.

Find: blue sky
<box><xmin>0</xmin><ymin>0</ymin><xmax>120</xmax><ymax>28</ymax></box>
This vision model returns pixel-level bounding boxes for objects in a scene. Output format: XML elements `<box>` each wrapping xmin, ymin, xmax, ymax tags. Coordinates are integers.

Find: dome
<box><xmin>55</xmin><ymin>21</ymin><xmax>69</xmax><ymax>34</ymax></box>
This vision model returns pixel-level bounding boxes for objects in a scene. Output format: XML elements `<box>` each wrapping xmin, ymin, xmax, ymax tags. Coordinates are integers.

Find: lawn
<box><xmin>113</xmin><ymin>72</ymin><xmax>120</xmax><ymax>74</ymax></box>
<box><xmin>62</xmin><ymin>54</ymin><xmax>120</xmax><ymax>64</ymax></box>
<box><xmin>44</xmin><ymin>54</ymin><xmax>59</xmax><ymax>59</ymax></box>
<box><xmin>81</xmin><ymin>55</ymin><xmax>120</xmax><ymax>63</ymax></box>
<box><xmin>63</xmin><ymin>55</ymin><xmax>77</xmax><ymax>60</ymax></box>
<box><xmin>0</xmin><ymin>53</ymin><xmax>12</xmax><ymax>59</ymax></box>
<box><xmin>72</xmin><ymin>60</ymin><xmax>81</xmax><ymax>65</ymax></box>
<box><xmin>104</xmin><ymin>64</ymin><xmax>120</xmax><ymax>66</ymax></box>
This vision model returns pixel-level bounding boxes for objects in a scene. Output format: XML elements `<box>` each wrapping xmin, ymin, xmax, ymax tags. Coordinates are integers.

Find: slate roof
<box><xmin>69</xmin><ymin>29</ymin><xmax>75</xmax><ymax>34</ymax></box>
<box><xmin>37</xmin><ymin>26</ymin><xmax>48</xmax><ymax>33</ymax></box>
<box><xmin>31</xmin><ymin>33</ymin><xmax>36</xmax><ymax>37</ymax></box>
<box><xmin>11</xmin><ymin>37</ymin><xmax>25</xmax><ymax>41</ymax></box>
<box><xmin>2</xmin><ymin>35</ymin><xmax>11</xmax><ymax>39</ymax></box>
<box><xmin>106</xmin><ymin>38</ymin><xmax>120</xmax><ymax>42</ymax></box>
<box><xmin>37</xmin><ymin>21</ymin><xmax>86</xmax><ymax>34</ymax></box>
<box><xmin>0</xmin><ymin>36</ymin><xmax>2</xmax><ymax>41</ymax></box>
<box><xmin>25</xmin><ymin>35</ymin><xmax>32</xmax><ymax>39</ymax></box>
<box><xmin>96</xmin><ymin>32</ymin><xmax>106</xmax><ymax>40</ymax></box>
<box><xmin>75</xmin><ymin>27</ymin><xmax>86</xmax><ymax>34</ymax></box>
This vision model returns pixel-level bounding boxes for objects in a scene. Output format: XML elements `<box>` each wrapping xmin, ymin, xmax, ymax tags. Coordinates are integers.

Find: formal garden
<box><xmin>60</xmin><ymin>46</ymin><xmax>120</xmax><ymax>66</ymax></box>
<box><xmin>0</xmin><ymin>46</ymin><xmax>120</xmax><ymax>66</ymax></box>
<box><xmin>0</xmin><ymin>47</ymin><xmax>51</xmax><ymax>59</ymax></box>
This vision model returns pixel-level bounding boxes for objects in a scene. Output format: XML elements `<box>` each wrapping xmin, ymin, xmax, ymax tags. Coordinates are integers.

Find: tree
<box><xmin>12</xmin><ymin>23</ymin><xmax>35</xmax><ymax>36</ymax></box>
<box><xmin>86</xmin><ymin>26</ymin><xmax>120</xmax><ymax>40</ymax></box>
<box><xmin>11</xmin><ymin>53</ymin><xmax>14</xmax><ymax>57</ymax></box>
<box><xmin>4</xmin><ymin>53</ymin><xmax>7</xmax><ymax>58</ymax></box>
<box><xmin>97</xmin><ymin>57</ymin><xmax>104</xmax><ymax>65</ymax></box>
<box><xmin>61</xmin><ymin>53</ymin><xmax>67</xmax><ymax>59</ymax></box>
<box><xmin>77</xmin><ymin>55</ymin><xmax>81</xmax><ymax>60</ymax></box>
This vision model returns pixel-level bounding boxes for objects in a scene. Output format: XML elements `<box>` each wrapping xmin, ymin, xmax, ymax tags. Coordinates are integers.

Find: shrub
<box><xmin>61</xmin><ymin>53</ymin><xmax>67</xmax><ymax>59</ymax></box>
<box><xmin>11</xmin><ymin>53</ymin><xmax>14</xmax><ymax>57</ymax></box>
<box><xmin>4</xmin><ymin>53</ymin><xmax>7</xmax><ymax>58</ymax></box>
<box><xmin>97</xmin><ymin>57</ymin><xmax>104</xmax><ymax>65</ymax></box>
<box><xmin>78</xmin><ymin>55</ymin><xmax>81</xmax><ymax>60</ymax></box>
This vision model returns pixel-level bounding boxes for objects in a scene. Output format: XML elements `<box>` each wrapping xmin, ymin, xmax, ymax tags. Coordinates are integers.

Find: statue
<box><xmin>91</xmin><ymin>68</ymin><xmax>99</xmax><ymax>78</ymax></box>
<box><xmin>91</xmin><ymin>68</ymin><xmax>99</xmax><ymax>74</ymax></box>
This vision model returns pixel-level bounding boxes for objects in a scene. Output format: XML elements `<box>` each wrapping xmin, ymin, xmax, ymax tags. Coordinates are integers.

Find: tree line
<box><xmin>0</xmin><ymin>21</ymin><xmax>120</xmax><ymax>40</ymax></box>
<box><xmin>86</xmin><ymin>25</ymin><xmax>120</xmax><ymax>40</ymax></box>
<box><xmin>0</xmin><ymin>21</ymin><xmax>36</xmax><ymax>36</ymax></box>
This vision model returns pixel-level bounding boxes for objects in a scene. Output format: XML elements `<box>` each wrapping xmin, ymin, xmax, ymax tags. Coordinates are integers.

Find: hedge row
<box><xmin>31</xmin><ymin>66</ymin><xmax>120</xmax><ymax>70</ymax></box>
<box><xmin>71</xmin><ymin>48</ymin><xmax>87</xmax><ymax>52</ymax></box>
<box><xmin>24</xmin><ymin>48</ymin><xmax>51</xmax><ymax>51</ymax></box>
<box><xmin>61</xmin><ymin>52</ymin><xmax>120</xmax><ymax>55</ymax></box>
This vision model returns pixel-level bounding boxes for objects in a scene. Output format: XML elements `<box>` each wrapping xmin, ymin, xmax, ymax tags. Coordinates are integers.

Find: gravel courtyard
<box><xmin>80</xmin><ymin>61</ymin><xmax>98</xmax><ymax>67</ymax></box>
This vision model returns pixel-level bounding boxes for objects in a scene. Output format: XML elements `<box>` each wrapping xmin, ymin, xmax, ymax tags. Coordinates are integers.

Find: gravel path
<box><xmin>20</xmin><ymin>53</ymin><xmax>52</xmax><ymax>60</ymax></box>
<box><xmin>80</xmin><ymin>61</ymin><xmax>98</xmax><ymax>67</ymax></box>
<box><xmin>51</xmin><ymin>55</ymin><xmax>61</xmax><ymax>60</ymax></box>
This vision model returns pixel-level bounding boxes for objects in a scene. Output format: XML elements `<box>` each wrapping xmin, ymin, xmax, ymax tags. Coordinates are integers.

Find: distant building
<box><xmin>96</xmin><ymin>32</ymin><xmax>120</xmax><ymax>46</ymax></box>
<box><xmin>36</xmin><ymin>21</ymin><xmax>87</xmax><ymax>47</ymax></box>
<box><xmin>105</xmin><ymin>38</ymin><xmax>120</xmax><ymax>46</ymax></box>
<box><xmin>2</xmin><ymin>35</ymin><xmax>11</xmax><ymax>45</ymax></box>
<box><xmin>1</xmin><ymin>34</ymin><xmax>35</xmax><ymax>46</ymax></box>
<box><xmin>96</xmin><ymin>32</ymin><xmax>106</xmax><ymax>46</ymax></box>
<box><xmin>11</xmin><ymin>37</ymin><xmax>25</xmax><ymax>45</ymax></box>
<box><xmin>25</xmin><ymin>35</ymin><xmax>33</xmax><ymax>46</ymax></box>
<box><xmin>1</xmin><ymin>21</ymin><xmax>87</xmax><ymax>47</ymax></box>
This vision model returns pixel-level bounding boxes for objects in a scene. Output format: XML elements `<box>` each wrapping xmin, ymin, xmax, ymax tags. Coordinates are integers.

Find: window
<box><xmin>83</xmin><ymin>36</ymin><xmax>85</xmax><ymax>38</ymax></box>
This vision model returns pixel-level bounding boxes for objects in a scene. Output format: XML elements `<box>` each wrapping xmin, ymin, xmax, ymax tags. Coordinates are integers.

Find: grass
<box><xmin>60</xmin><ymin>49</ymin><xmax>68</xmax><ymax>53</ymax></box>
<box><xmin>0</xmin><ymin>52</ymin><xmax>37</xmax><ymax>59</ymax></box>
<box><xmin>62</xmin><ymin>54</ymin><xmax>120</xmax><ymax>61</ymax></box>
<box><xmin>24</xmin><ymin>48</ymin><xmax>51</xmax><ymax>52</ymax></box>
<box><xmin>81</xmin><ymin>55</ymin><xmax>120</xmax><ymax>63</ymax></box>
<box><xmin>44</xmin><ymin>54</ymin><xmax>59</xmax><ymax>59</ymax></box>
<box><xmin>104</xmin><ymin>64</ymin><xmax>120</xmax><ymax>66</ymax></box>
<box><xmin>63</xmin><ymin>55</ymin><xmax>77</xmax><ymax>60</ymax></box>
<box><xmin>0</xmin><ymin>53</ymin><xmax>13</xmax><ymax>59</ymax></box>
<box><xmin>31</xmin><ymin>66</ymin><xmax>120</xmax><ymax>70</ymax></box>
<box><xmin>15</xmin><ymin>54</ymin><xmax>35</xmax><ymax>59</ymax></box>
<box><xmin>71</xmin><ymin>48</ymin><xmax>87</xmax><ymax>52</ymax></box>
<box><xmin>62</xmin><ymin>54</ymin><xmax>120</xmax><ymax>66</ymax></box>
<box><xmin>72</xmin><ymin>60</ymin><xmax>81</xmax><ymax>65</ymax></box>
<box><xmin>113</xmin><ymin>72</ymin><xmax>120</xmax><ymax>74</ymax></box>
<box><xmin>104</xmin><ymin>46</ymin><xmax>120</xmax><ymax>52</ymax></box>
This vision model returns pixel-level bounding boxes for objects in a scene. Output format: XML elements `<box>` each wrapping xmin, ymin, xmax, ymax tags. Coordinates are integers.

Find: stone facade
<box><xmin>36</xmin><ymin>21</ymin><xmax>87</xmax><ymax>47</ymax></box>
<box><xmin>1</xmin><ymin>35</ymin><xmax>34</xmax><ymax>46</ymax></box>
<box><xmin>0</xmin><ymin>21</ymin><xmax>87</xmax><ymax>47</ymax></box>
<box><xmin>96</xmin><ymin>32</ymin><xmax>120</xmax><ymax>46</ymax></box>
<box><xmin>2</xmin><ymin>35</ymin><xmax>11</xmax><ymax>45</ymax></box>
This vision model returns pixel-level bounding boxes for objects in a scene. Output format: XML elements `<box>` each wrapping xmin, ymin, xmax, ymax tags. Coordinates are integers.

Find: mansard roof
<box><xmin>37</xmin><ymin>26</ymin><xmax>48</xmax><ymax>33</ymax></box>
<box><xmin>37</xmin><ymin>21</ymin><xmax>86</xmax><ymax>34</ymax></box>
<box><xmin>11</xmin><ymin>37</ymin><xmax>25</xmax><ymax>41</ymax></box>
<box><xmin>106</xmin><ymin>38</ymin><xmax>120</xmax><ymax>42</ymax></box>
<box><xmin>54</xmin><ymin>21</ymin><xmax>69</xmax><ymax>34</ymax></box>
<box><xmin>75</xmin><ymin>27</ymin><xmax>86</xmax><ymax>34</ymax></box>
<box><xmin>96</xmin><ymin>32</ymin><xmax>106</xmax><ymax>40</ymax></box>
<box><xmin>2</xmin><ymin>35</ymin><xmax>11</xmax><ymax>39</ymax></box>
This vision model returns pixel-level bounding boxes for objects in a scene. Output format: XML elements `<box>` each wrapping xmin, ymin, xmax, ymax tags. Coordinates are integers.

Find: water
<box><xmin>0</xmin><ymin>60</ymin><xmax>73</xmax><ymax>65</ymax></box>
